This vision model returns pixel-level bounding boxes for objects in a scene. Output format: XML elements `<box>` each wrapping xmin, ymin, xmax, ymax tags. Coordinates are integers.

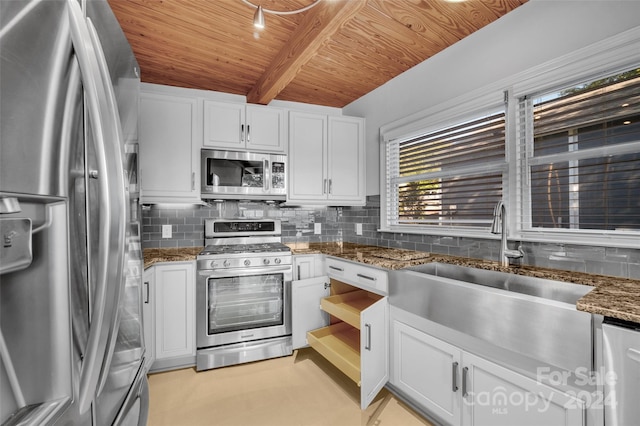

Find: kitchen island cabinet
<box><xmin>288</xmin><ymin>112</ymin><xmax>365</xmax><ymax>206</ymax></box>
<box><xmin>139</xmin><ymin>90</ymin><xmax>200</xmax><ymax>204</ymax></box>
<box><xmin>391</xmin><ymin>314</ymin><xmax>585</xmax><ymax>426</ymax></box>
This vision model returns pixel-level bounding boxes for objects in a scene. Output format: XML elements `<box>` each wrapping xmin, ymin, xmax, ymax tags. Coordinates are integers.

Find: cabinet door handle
<box><xmin>191</xmin><ymin>172</ymin><xmax>195</xmax><ymax>190</ymax></box>
<box><xmin>356</xmin><ymin>273</ymin><xmax>376</xmax><ymax>281</ymax></box>
<box><xmin>462</xmin><ymin>366</ymin><xmax>469</xmax><ymax>397</ymax></box>
<box><xmin>247</xmin><ymin>125</ymin><xmax>251</xmax><ymax>142</ymax></box>
<box><xmin>144</xmin><ymin>281</ymin><xmax>149</xmax><ymax>304</ymax></box>
<box><xmin>264</xmin><ymin>159</ymin><xmax>270</xmax><ymax>190</ymax></box>
<box><xmin>297</xmin><ymin>265</ymin><xmax>301</xmax><ymax>280</ymax></box>
<box><xmin>328</xmin><ymin>178</ymin><xmax>332</xmax><ymax>194</ymax></box>
<box><xmin>241</xmin><ymin>124</ymin><xmax>244</xmax><ymax>142</ymax></box>
<box><xmin>329</xmin><ymin>265</ymin><xmax>343</xmax><ymax>272</ymax></box>
<box><xmin>452</xmin><ymin>362</ymin><xmax>459</xmax><ymax>392</ymax></box>
<box><xmin>323</xmin><ymin>179</ymin><xmax>327</xmax><ymax>194</ymax></box>
<box><xmin>364</xmin><ymin>324</ymin><xmax>371</xmax><ymax>351</ymax></box>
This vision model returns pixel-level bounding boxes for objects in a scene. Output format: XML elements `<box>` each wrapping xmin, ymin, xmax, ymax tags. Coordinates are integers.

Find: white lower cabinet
<box><xmin>294</xmin><ymin>259</ymin><xmax>389</xmax><ymax>410</ymax></box>
<box><xmin>142</xmin><ymin>267</ymin><xmax>155</xmax><ymax>370</ymax></box>
<box><xmin>392</xmin><ymin>320</ymin><xmax>585</xmax><ymax>426</ymax></box>
<box><xmin>291</xmin><ymin>276</ymin><xmax>330</xmax><ymax>350</ymax></box>
<box><xmin>293</xmin><ymin>254</ymin><xmax>325</xmax><ymax>281</ymax></box>
<box><xmin>151</xmin><ymin>261</ymin><xmax>196</xmax><ymax>371</ymax></box>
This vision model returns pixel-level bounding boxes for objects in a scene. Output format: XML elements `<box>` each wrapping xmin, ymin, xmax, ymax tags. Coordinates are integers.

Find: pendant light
<box><xmin>243</xmin><ymin>0</ymin><xmax>322</xmax><ymax>30</ymax></box>
<box><xmin>253</xmin><ymin>5</ymin><xmax>265</xmax><ymax>29</ymax></box>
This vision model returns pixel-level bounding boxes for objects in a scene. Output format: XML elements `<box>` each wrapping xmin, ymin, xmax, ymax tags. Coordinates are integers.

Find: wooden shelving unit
<box><xmin>307</xmin><ymin>322</ymin><xmax>361</xmax><ymax>385</ymax></box>
<box><xmin>307</xmin><ymin>289</ymin><xmax>384</xmax><ymax>387</ymax></box>
<box><xmin>320</xmin><ymin>290</ymin><xmax>382</xmax><ymax>329</ymax></box>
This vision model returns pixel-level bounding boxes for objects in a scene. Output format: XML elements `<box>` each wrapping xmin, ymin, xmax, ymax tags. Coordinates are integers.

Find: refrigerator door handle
<box><xmin>67</xmin><ymin>0</ymin><xmax>127</xmax><ymax>414</ymax></box>
<box><xmin>86</xmin><ymin>17</ymin><xmax>131</xmax><ymax>397</ymax></box>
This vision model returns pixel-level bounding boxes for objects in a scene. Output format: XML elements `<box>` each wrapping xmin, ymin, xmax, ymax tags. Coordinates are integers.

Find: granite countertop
<box><xmin>288</xmin><ymin>242</ymin><xmax>640</xmax><ymax>324</ymax></box>
<box><xmin>143</xmin><ymin>247</ymin><xmax>203</xmax><ymax>269</ymax></box>
<box><xmin>286</xmin><ymin>242</ymin><xmax>435</xmax><ymax>270</ymax></box>
<box><xmin>143</xmin><ymin>243</ymin><xmax>640</xmax><ymax>323</ymax></box>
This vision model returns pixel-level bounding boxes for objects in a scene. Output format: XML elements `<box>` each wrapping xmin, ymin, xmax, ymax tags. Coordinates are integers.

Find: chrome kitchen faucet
<box><xmin>491</xmin><ymin>201</ymin><xmax>524</xmax><ymax>267</ymax></box>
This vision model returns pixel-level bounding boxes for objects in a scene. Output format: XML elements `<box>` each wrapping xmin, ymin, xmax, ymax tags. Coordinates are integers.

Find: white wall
<box><xmin>343</xmin><ymin>0</ymin><xmax>640</xmax><ymax>196</ymax></box>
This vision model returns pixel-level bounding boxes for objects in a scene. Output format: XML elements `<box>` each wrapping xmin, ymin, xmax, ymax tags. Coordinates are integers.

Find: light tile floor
<box><xmin>147</xmin><ymin>348</ymin><xmax>432</xmax><ymax>426</ymax></box>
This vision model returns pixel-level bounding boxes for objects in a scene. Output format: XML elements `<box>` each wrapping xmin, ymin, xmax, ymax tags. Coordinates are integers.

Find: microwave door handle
<box><xmin>264</xmin><ymin>159</ymin><xmax>270</xmax><ymax>191</ymax></box>
<box><xmin>68</xmin><ymin>0</ymin><xmax>127</xmax><ymax>413</ymax></box>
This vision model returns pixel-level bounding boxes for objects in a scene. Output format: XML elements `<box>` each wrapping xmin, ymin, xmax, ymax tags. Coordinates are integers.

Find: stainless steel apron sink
<box><xmin>390</xmin><ymin>263</ymin><xmax>596</xmax><ymax>373</ymax></box>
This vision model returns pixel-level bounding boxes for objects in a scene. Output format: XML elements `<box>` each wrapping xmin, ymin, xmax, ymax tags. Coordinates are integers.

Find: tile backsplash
<box><xmin>141</xmin><ymin>196</ymin><xmax>640</xmax><ymax>280</ymax></box>
<box><xmin>141</xmin><ymin>201</ymin><xmax>343</xmax><ymax>248</ymax></box>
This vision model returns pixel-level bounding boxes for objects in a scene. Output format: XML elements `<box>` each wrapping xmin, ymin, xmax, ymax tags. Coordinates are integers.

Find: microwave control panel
<box><xmin>272</xmin><ymin>162</ymin><xmax>285</xmax><ymax>189</ymax></box>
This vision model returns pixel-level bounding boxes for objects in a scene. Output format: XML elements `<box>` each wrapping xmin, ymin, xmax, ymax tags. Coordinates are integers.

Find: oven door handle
<box><xmin>199</xmin><ymin>266</ymin><xmax>292</xmax><ymax>277</ymax></box>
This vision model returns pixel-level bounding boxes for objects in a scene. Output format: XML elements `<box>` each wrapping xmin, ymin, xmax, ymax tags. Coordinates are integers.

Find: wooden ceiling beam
<box><xmin>246</xmin><ymin>0</ymin><xmax>366</xmax><ymax>105</ymax></box>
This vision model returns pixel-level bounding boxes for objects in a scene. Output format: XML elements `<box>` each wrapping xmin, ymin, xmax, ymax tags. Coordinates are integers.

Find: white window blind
<box><xmin>521</xmin><ymin>68</ymin><xmax>640</xmax><ymax>232</ymax></box>
<box><xmin>385</xmin><ymin>110</ymin><xmax>507</xmax><ymax>229</ymax></box>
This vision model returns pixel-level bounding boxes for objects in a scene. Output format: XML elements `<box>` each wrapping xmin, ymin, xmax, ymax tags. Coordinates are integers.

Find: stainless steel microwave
<box><xmin>201</xmin><ymin>149</ymin><xmax>287</xmax><ymax>201</ymax></box>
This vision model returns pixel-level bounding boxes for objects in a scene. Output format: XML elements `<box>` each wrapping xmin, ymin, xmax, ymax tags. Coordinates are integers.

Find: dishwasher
<box><xmin>602</xmin><ymin>317</ymin><xmax>640</xmax><ymax>426</ymax></box>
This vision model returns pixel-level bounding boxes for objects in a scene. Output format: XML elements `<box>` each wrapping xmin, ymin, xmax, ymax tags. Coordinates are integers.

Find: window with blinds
<box><xmin>521</xmin><ymin>68</ymin><xmax>640</xmax><ymax>231</ymax></box>
<box><xmin>385</xmin><ymin>110</ymin><xmax>507</xmax><ymax>229</ymax></box>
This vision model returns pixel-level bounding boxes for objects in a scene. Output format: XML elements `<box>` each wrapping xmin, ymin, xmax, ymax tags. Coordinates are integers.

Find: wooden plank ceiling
<box><xmin>108</xmin><ymin>0</ymin><xmax>527</xmax><ymax>108</ymax></box>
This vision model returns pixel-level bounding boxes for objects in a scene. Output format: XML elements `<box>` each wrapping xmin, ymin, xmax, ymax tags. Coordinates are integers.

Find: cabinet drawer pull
<box><xmin>364</xmin><ymin>324</ymin><xmax>371</xmax><ymax>351</ymax></box>
<box><xmin>356</xmin><ymin>273</ymin><xmax>376</xmax><ymax>281</ymax></box>
<box><xmin>329</xmin><ymin>265</ymin><xmax>343</xmax><ymax>272</ymax></box>
<box><xmin>144</xmin><ymin>281</ymin><xmax>149</xmax><ymax>304</ymax></box>
<box><xmin>452</xmin><ymin>362</ymin><xmax>459</xmax><ymax>392</ymax></box>
<box><xmin>462</xmin><ymin>366</ymin><xmax>469</xmax><ymax>397</ymax></box>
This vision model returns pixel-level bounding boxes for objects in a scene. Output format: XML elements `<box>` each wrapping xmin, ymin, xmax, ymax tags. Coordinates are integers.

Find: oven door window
<box><xmin>206</xmin><ymin>272</ymin><xmax>284</xmax><ymax>335</ymax></box>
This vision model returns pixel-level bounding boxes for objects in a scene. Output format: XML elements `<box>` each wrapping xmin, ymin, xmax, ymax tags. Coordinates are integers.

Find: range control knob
<box><xmin>274</xmin><ymin>258</ymin><xmax>282</xmax><ymax>265</ymax></box>
<box><xmin>223</xmin><ymin>260</ymin><xmax>231</xmax><ymax>267</ymax></box>
<box><xmin>209</xmin><ymin>261</ymin><xmax>216</xmax><ymax>269</ymax></box>
<box><xmin>244</xmin><ymin>259</ymin><xmax>251</xmax><ymax>266</ymax></box>
<box><xmin>263</xmin><ymin>258</ymin><xmax>270</xmax><ymax>265</ymax></box>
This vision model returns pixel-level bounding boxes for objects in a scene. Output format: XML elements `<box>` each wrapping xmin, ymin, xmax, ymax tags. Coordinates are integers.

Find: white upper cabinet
<box><xmin>288</xmin><ymin>112</ymin><xmax>327</xmax><ymax>202</ymax></box>
<box><xmin>203</xmin><ymin>101</ymin><xmax>286</xmax><ymax>153</ymax></box>
<box><xmin>139</xmin><ymin>91</ymin><xmax>201</xmax><ymax>204</ymax></box>
<box><xmin>288</xmin><ymin>111</ymin><xmax>365</xmax><ymax>206</ymax></box>
<box><xmin>327</xmin><ymin>116</ymin><xmax>365</xmax><ymax>203</ymax></box>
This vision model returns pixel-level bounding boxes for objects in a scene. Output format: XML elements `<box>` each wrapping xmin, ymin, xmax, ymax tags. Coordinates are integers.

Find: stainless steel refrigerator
<box><xmin>0</xmin><ymin>0</ymin><xmax>148</xmax><ymax>424</ymax></box>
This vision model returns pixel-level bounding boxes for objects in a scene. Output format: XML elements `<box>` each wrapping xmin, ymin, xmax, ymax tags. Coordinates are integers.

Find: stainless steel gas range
<box><xmin>195</xmin><ymin>219</ymin><xmax>293</xmax><ymax>371</ymax></box>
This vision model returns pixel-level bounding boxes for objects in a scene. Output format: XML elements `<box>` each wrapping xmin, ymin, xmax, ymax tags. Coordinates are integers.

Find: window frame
<box><xmin>380</xmin><ymin>27</ymin><xmax>640</xmax><ymax>248</ymax></box>
<box><xmin>383</xmin><ymin>103</ymin><xmax>509</xmax><ymax>236</ymax></box>
<box><xmin>517</xmin><ymin>71</ymin><xmax>640</xmax><ymax>247</ymax></box>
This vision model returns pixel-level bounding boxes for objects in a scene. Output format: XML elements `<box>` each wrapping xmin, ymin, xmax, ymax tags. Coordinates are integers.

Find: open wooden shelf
<box><xmin>307</xmin><ymin>322</ymin><xmax>361</xmax><ymax>386</ymax></box>
<box><xmin>320</xmin><ymin>290</ymin><xmax>383</xmax><ymax>329</ymax></box>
